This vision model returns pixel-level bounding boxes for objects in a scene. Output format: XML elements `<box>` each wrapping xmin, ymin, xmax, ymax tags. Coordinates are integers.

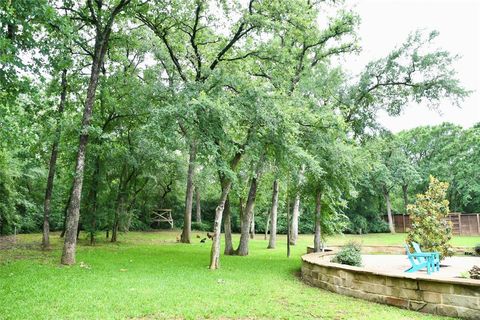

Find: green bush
<box><xmin>406</xmin><ymin>176</ymin><xmax>453</xmax><ymax>260</ymax></box>
<box><xmin>331</xmin><ymin>242</ymin><xmax>362</xmax><ymax>267</ymax></box>
<box><xmin>347</xmin><ymin>216</ymin><xmax>368</xmax><ymax>234</ymax></box>
<box><xmin>368</xmin><ymin>217</ymin><xmax>389</xmax><ymax>233</ymax></box>
<box><xmin>191</xmin><ymin>221</ymin><xmax>212</xmax><ymax>231</ymax></box>
<box><xmin>474</xmin><ymin>244</ymin><xmax>480</xmax><ymax>256</ymax></box>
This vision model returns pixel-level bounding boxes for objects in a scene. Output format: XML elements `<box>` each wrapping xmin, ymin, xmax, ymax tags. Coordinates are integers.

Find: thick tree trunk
<box><xmin>195</xmin><ymin>186</ymin><xmax>201</xmax><ymax>223</ymax></box>
<box><xmin>181</xmin><ymin>142</ymin><xmax>196</xmax><ymax>243</ymax></box>
<box><xmin>88</xmin><ymin>157</ymin><xmax>100</xmax><ymax>245</ymax></box>
<box><xmin>61</xmin><ymin>31</ymin><xmax>111</xmax><ymax>265</ymax></box>
<box><xmin>289</xmin><ymin>194</ymin><xmax>300</xmax><ymax>245</ymax></box>
<box><xmin>60</xmin><ymin>0</ymin><xmax>130</xmax><ymax>265</ymax></box>
<box><xmin>267</xmin><ymin>179</ymin><xmax>279</xmax><ymax>249</ymax></box>
<box><xmin>209</xmin><ymin>181</ymin><xmax>232</xmax><ymax>269</ymax></box>
<box><xmin>42</xmin><ymin>69</ymin><xmax>67</xmax><ymax>250</ymax></box>
<box><xmin>236</xmin><ymin>175</ymin><xmax>259</xmax><ymax>256</ymax></box>
<box><xmin>383</xmin><ymin>186</ymin><xmax>395</xmax><ymax>233</ymax></box>
<box><xmin>290</xmin><ymin>165</ymin><xmax>305</xmax><ymax>245</ymax></box>
<box><xmin>313</xmin><ymin>191</ymin><xmax>322</xmax><ymax>252</ymax></box>
<box><xmin>223</xmin><ymin>197</ymin><xmax>234</xmax><ymax>255</ymax></box>
<box><xmin>264</xmin><ymin>213</ymin><xmax>270</xmax><ymax>240</ymax></box>
<box><xmin>402</xmin><ymin>184</ymin><xmax>408</xmax><ymax>215</ymax></box>
<box><xmin>250</xmin><ymin>209</ymin><xmax>255</xmax><ymax>239</ymax></box>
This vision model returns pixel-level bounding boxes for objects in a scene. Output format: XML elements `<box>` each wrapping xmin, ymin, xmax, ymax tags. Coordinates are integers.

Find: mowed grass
<box><xmin>1</xmin><ymin>231</ymin><xmax>476</xmax><ymax>320</ymax></box>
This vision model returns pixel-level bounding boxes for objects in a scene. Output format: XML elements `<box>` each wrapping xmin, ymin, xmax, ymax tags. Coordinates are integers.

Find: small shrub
<box><xmin>474</xmin><ymin>244</ymin><xmax>480</xmax><ymax>256</ymax></box>
<box><xmin>469</xmin><ymin>266</ymin><xmax>480</xmax><ymax>280</ymax></box>
<box><xmin>368</xmin><ymin>218</ymin><xmax>389</xmax><ymax>233</ymax></box>
<box><xmin>347</xmin><ymin>216</ymin><xmax>368</xmax><ymax>234</ymax></box>
<box><xmin>191</xmin><ymin>221</ymin><xmax>211</xmax><ymax>231</ymax></box>
<box><xmin>331</xmin><ymin>242</ymin><xmax>362</xmax><ymax>267</ymax></box>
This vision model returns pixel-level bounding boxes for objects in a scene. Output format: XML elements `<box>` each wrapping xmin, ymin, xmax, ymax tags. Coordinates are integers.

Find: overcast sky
<box><xmin>343</xmin><ymin>0</ymin><xmax>480</xmax><ymax>132</ymax></box>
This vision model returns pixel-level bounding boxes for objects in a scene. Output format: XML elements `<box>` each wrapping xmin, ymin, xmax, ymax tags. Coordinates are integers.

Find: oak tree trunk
<box><xmin>209</xmin><ymin>181</ymin><xmax>232</xmax><ymax>269</ymax></box>
<box><xmin>267</xmin><ymin>179</ymin><xmax>279</xmax><ymax>249</ymax></box>
<box><xmin>383</xmin><ymin>186</ymin><xmax>395</xmax><ymax>233</ymax></box>
<box><xmin>223</xmin><ymin>196</ymin><xmax>234</xmax><ymax>255</ymax></box>
<box><xmin>236</xmin><ymin>175</ymin><xmax>259</xmax><ymax>256</ymax></box>
<box><xmin>313</xmin><ymin>191</ymin><xmax>322</xmax><ymax>252</ymax></box>
<box><xmin>250</xmin><ymin>209</ymin><xmax>255</xmax><ymax>239</ymax></box>
<box><xmin>60</xmin><ymin>0</ymin><xmax>130</xmax><ymax>265</ymax></box>
<box><xmin>42</xmin><ymin>69</ymin><xmax>67</xmax><ymax>250</ymax></box>
<box><xmin>195</xmin><ymin>186</ymin><xmax>201</xmax><ymax>223</ymax></box>
<box><xmin>87</xmin><ymin>157</ymin><xmax>100</xmax><ymax>245</ymax></box>
<box><xmin>402</xmin><ymin>184</ymin><xmax>408</xmax><ymax>215</ymax></box>
<box><xmin>264</xmin><ymin>213</ymin><xmax>270</xmax><ymax>240</ymax></box>
<box><xmin>181</xmin><ymin>142</ymin><xmax>196</xmax><ymax>243</ymax></box>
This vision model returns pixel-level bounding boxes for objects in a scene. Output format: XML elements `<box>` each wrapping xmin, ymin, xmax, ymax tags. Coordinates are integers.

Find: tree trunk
<box><xmin>61</xmin><ymin>32</ymin><xmax>111</xmax><ymax>265</ymax></box>
<box><xmin>195</xmin><ymin>186</ymin><xmax>201</xmax><ymax>223</ymax></box>
<box><xmin>264</xmin><ymin>213</ymin><xmax>270</xmax><ymax>240</ymax></box>
<box><xmin>289</xmin><ymin>194</ymin><xmax>300</xmax><ymax>245</ymax></box>
<box><xmin>383</xmin><ymin>186</ymin><xmax>395</xmax><ymax>233</ymax></box>
<box><xmin>181</xmin><ymin>142</ymin><xmax>196</xmax><ymax>243</ymax></box>
<box><xmin>60</xmin><ymin>182</ymin><xmax>74</xmax><ymax>238</ymax></box>
<box><xmin>60</xmin><ymin>0</ymin><xmax>130</xmax><ymax>264</ymax></box>
<box><xmin>236</xmin><ymin>175</ymin><xmax>259</xmax><ymax>256</ymax></box>
<box><xmin>42</xmin><ymin>69</ymin><xmax>67</xmax><ymax>250</ymax></box>
<box><xmin>223</xmin><ymin>196</ymin><xmax>234</xmax><ymax>255</ymax></box>
<box><xmin>290</xmin><ymin>165</ymin><xmax>304</xmax><ymax>246</ymax></box>
<box><xmin>402</xmin><ymin>184</ymin><xmax>408</xmax><ymax>215</ymax></box>
<box><xmin>88</xmin><ymin>157</ymin><xmax>100</xmax><ymax>245</ymax></box>
<box><xmin>209</xmin><ymin>180</ymin><xmax>232</xmax><ymax>269</ymax></box>
<box><xmin>314</xmin><ymin>191</ymin><xmax>322</xmax><ymax>252</ymax></box>
<box><xmin>250</xmin><ymin>209</ymin><xmax>255</xmax><ymax>239</ymax></box>
<box><xmin>267</xmin><ymin>179</ymin><xmax>279</xmax><ymax>249</ymax></box>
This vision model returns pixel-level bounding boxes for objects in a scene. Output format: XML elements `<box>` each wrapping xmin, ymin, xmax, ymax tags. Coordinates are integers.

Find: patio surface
<box><xmin>358</xmin><ymin>254</ymin><xmax>480</xmax><ymax>279</ymax></box>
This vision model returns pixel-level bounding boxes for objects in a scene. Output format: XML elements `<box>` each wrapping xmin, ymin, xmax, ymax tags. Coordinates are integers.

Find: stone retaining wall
<box><xmin>302</xmin><ymin>252</ymin><xmax>480</xmax><ymax>319</ymax></box>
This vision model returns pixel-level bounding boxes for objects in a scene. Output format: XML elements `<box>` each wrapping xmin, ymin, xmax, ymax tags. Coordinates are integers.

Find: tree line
<box><xmin>0</xmin><ymin>0</ymin><xmax>471</xmax><ymax>269</ymax></box>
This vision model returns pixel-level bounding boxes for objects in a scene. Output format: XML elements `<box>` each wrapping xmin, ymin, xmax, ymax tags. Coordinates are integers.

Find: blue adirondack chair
<box><xmin>411</xmin><ymin>242</ymin><xmax>440</xmax><ymax>272</ymax></box>
<box><xmin>404</xmin><ymin>243</ymin><xmax>434</xmax><ymax>275</ymax></box>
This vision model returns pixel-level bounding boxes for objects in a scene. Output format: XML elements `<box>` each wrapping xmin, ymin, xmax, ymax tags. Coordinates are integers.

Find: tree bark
<box><xmin>383</xmin><ymin>186</ymin><xmax>395</xmax><ymax>233</ymax></box>
<box><xmin>61</xmin><ymin>0</ymin><xmax>130</xmax><ymax>265</ymax></box>
<box><xmin>195</xmin><ymin>186</ymin><xmax>201</xmax><ymax>223</ymax></box>
<box><xmin>250</xmin><ymin>209</ymin><xmax>255</xmax><ymax>239</ymax></box>
<box><xmin>290</xmin><ymin>165</ymin><xmax>305</xmax><ymax>246</ymax></box>
<box><xmin>264</xmin><ymin>213</ymin><xmax>270</xmax><ymax>240</ymax></box>
<box><xmin>87</xmin><ymin>157</ymin><xmax>100</xmax><ymax>245</ymax></box>
<box><xmin>267</xmin><ymin>179</ymin><xmax>279</xmax><ymax>249</ymax></box>
<box><xmin>209</xmin><ymin>180</ymin><xmax>232</xmax><ymax>269</ymax></box>
<box><xmin>181</xmin><ymin>142</ymin><xmax>196</xmax><ymax>243</ymax></box>
<box><xmin>236</xmin><ymin>174</ymin><xmax>259</xmax><ymax>256</ymax></box>
<box><xmin>402</xmin><ymin>184</ymin><xmax>408</xmax><ymax>215</ymax></box>
<box><xmin>313</xmin><ymin>191</ymin><xmax>322</xmax><ymax>252</ymax></box>
<box><xmin>42</xmin><ymin>69</ymin><xmax>67</xmax><ymax>250</ymax></box>
<box><xmin>223</xmin><ymin>196</ymin><xmax>234</xmax><ymax>255</ymax></box>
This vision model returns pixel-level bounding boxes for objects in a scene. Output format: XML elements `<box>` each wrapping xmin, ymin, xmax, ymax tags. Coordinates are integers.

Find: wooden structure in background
<box><xmin>388</xmin><ymin>213</ymin><xmax>480</xmax><ymax>235</ymax></box>
<box><xmin>152</xmin><ymin>209</ymin><xmax>173</xmax><ymax>228</ymax></box>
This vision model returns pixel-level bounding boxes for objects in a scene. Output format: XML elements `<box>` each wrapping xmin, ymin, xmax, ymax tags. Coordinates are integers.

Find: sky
<box><xmin>343</xmin><ymin>0</ymin><xmax>480</xmax><ymax>132</ymax></box>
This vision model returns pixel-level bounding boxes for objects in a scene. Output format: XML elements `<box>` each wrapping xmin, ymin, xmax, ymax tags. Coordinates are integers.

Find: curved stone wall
<box><xmin>301</xmin><ymin>251</ymin><xmax>480</xmax><ymax>319</ymax></box>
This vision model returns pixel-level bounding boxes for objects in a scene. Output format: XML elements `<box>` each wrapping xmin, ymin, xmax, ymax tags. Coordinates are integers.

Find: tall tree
<box><xmin>61</xmin><ymin>0</ymin><xmax>132</xmax><ymax>265</ymax></box>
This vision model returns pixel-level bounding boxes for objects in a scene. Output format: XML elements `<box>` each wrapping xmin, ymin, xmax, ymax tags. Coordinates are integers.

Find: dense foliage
<box><xmin>0</xmin><ymin>0</ymin><xmax>473</xmax><ymax>267</ymax></box>
<box><xmin>331</xmin><ymin>241</ymin><xmax>362</xmax><ymax>267</ymax></box>
<box><xmin>406</xmin><ymin>176</ymin><xmax>453</xmax><ymax>259</ymax></box>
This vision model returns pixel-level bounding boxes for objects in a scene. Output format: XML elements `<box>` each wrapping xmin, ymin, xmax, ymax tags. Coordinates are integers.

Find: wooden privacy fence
<box><xmin>389</xmin><ymin>213</ymin><xmax>480</xmax><ymax>235</ymax></box>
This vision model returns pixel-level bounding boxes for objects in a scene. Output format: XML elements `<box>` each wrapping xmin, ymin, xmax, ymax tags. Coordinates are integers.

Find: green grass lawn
<box><xmin>1</xmin><ymin>231</ymin><xmax>477</xmax><ymax>320</ymax></box>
